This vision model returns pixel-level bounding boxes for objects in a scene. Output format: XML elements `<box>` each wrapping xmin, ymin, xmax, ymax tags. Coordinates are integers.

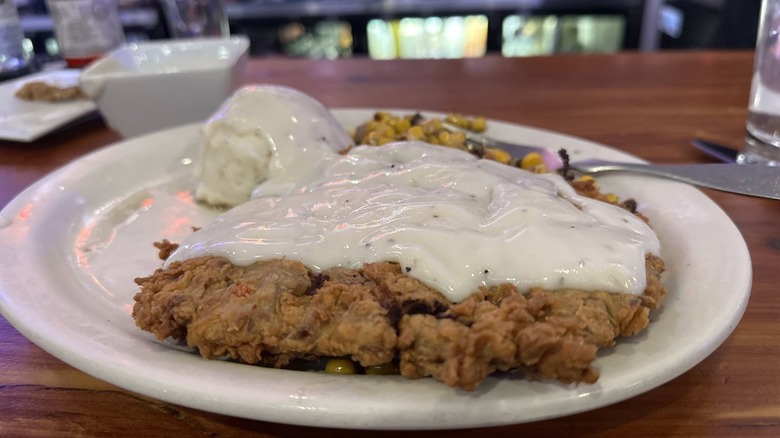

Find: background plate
<box><xmin>0</xmin><ymin>69</ymin><xmax>97</xmax><ymax>142</ymax></box>
<box><xmin>0</xmin><ymin>110</ymin><xmax>751</xmax><ymax>429</ymax></box>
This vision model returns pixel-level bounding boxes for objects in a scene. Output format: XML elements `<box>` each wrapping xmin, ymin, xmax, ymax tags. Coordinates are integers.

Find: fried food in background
<box><xmin>15</xmin><ymin>81</ymin><xmax>87</xmax><ymax>102</ymax></box>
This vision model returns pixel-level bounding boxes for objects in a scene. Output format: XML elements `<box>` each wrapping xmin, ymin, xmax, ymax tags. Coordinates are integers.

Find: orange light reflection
<box><xmin>16</xmin><ymin>203</ymin><xmax>33</xmax><ymax>221</ymax></box>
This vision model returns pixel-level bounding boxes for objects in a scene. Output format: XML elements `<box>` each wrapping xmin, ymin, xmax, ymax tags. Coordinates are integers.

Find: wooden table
<box><xmin>1</xmin><ymin>51</ymin><xmax>779</xmax><ymax>437</ymax></box>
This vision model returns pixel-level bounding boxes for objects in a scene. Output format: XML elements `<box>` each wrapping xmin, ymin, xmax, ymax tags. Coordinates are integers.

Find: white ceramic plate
<box><xmin>0</xmin><ymin>69</ymin><xmax>97</xmax><ymax>142</ymax></box>
<box><xmin>0</xmin><ymin>110</ymin><xmax>751</xmax><ymax>429</ymax></box>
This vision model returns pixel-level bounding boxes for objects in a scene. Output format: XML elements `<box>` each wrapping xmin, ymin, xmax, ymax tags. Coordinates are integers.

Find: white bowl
<box><xmin>79</xmin><ymin>36</ymin><xmax>249</xmax><ymax>138</ymax></box>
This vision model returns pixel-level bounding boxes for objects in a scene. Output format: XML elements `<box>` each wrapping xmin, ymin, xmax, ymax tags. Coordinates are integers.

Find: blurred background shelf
<box><xmin>9</xmin><ymin>0</ymin><xmax>758</xmax><ymax>65</ymax></box>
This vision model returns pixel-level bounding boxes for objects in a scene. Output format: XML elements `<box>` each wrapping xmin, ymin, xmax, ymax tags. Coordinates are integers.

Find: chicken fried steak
<box><xmin>133</xmin><ymin>254</ymin><xmax>664</xmax><ymax>391</ymax></box>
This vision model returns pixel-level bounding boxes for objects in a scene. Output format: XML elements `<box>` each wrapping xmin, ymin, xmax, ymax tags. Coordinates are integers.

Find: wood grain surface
<box><xmin>1</xmin><ymin>51</ymin><xmax>779</xmax><ymax>437</ymax></box>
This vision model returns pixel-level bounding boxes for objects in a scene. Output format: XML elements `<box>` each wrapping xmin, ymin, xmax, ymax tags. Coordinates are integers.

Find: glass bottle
<box><xmin>46</xmin><ymin>0</ymin><xmax>125</xmax><ymax>68</ymax></box>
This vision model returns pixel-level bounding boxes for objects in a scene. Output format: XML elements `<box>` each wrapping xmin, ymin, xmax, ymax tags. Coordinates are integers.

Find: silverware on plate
<box><xmin>566</xmin><ymin>159</ymin><xmax>780</xmax><ymax>200</ymax></box>
<box><xmin>446</xmin><ymin>124</ymin><xmax>780</xmax><ymax>201</ymax></box>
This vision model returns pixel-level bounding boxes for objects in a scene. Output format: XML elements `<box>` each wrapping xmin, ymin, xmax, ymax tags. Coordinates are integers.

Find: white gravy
<box><xmin>169</xmin><ymin>141</ymin><xmax>660</xmax><ymax>302</ymax></box>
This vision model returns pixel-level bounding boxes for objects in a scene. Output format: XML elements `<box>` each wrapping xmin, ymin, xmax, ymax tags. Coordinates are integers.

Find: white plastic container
<box><xmin>79</xmin><ymin>36</ymin><xmax>250</xmax><ymax>138</ymax></box>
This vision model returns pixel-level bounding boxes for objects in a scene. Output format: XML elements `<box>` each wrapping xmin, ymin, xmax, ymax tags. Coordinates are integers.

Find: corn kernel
<box><xmin>532</xmin><ymin>164</ymin><xmax>548</xmax><ymax>173</ymax></box>
<box><xmin>406</xmin><ymin>125</ymin><xmax>425</xmax><ymax>140</ymax></box>
<box><xmin>520</xmin><ymin>152</ymin><xmax>543</xmax><ymax>170</ymax></box>
<box><xmin>392</xmin><ymin>118</ymin><xmax>411</xmax><ymax>133</ymax></box>
<box><xmin>423</xmin><ymin>119</ymin><xmax>442</xmax><ymax>135</ymax></box>
<box><xmin>603</xmin><ymin>193</ymin><xmax>619</xmax><ymax>203</ymax></box>
<box><xmin>470</xmin><ymin>117</ymin><xmax>487</xmax><ymax>132</ymax></box>
<box><xmin>448</xmin><ymin>131</ymin><xmax>466</xmax><ymax>147</ymax></box>
<box><xmin>380</xmin><ymin>122</ymin><xmax>398</xmax><ymax>137</ymax></box>
<box><xmin>577</xmin><ymin>175</ymin><xmax>595</xmax><ymax>182</ymax></box>
<box><xmin>364</xmin><ymin>131</ymin><xmax>381</xmax><ymax>146</ymax></box>
<box><xmin>445</xmin><ymin>114</ymin><xmax>467</xmax><ymax>128</ymax></box>
<box><xmin>485</xmin><ymin>147</ymin><xmax>512</xmax><ymax>164</ymax></box>
<box><xmin>325</xmin><ymin>358</ymin><xmax>356</xmax><ymax>374</ymax></box>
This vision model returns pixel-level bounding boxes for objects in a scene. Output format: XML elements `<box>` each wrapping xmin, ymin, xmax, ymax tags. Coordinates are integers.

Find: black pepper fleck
<box><xmin>558</xmin><ymin>149</ymin><xmax>573</xmax><ymax>181</ymax></box>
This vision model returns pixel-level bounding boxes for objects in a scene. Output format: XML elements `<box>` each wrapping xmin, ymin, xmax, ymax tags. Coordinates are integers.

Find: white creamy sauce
<box><xmin>170</xmin><ymin>94</ymin><xmax>661</xmax><ymax>302</ymax></box>
<box><xmin>194</xmin><ymin>85</ymin><xmax>352</xmax><ymax>207</ymax></box>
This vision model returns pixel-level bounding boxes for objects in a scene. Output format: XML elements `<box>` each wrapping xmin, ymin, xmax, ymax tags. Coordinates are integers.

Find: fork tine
<box><xmin>442</xmin><ymin>121</ymin><xmax>563</xmax><ymax>170</ymax></box>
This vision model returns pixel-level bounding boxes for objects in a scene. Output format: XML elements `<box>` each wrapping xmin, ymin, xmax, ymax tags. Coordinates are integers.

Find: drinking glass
<box><xmin>160</xmin><ymin>0</ymin><xmax>229</xmax><ymax>39</ymax></box>
<box><xmin>744</xmin><ymin>0</ymin><xmax>780</xmax><ymax>165</ymax></box>
<box><xmin>0</xmin><ymin>0</ymin><xmax>28</xmax><ymax>77</ymax></box>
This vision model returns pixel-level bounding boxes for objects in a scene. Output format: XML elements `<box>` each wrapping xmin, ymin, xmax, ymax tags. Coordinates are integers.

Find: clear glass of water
<box><xmin>744</xmin><ymin>0</ymin><xmax>780</xmax><ymax>165</ymax></box>
<box><xmin>0</xmin><ymin>0</ymin><xmax>28</xmax><ymax>76</ymax></box>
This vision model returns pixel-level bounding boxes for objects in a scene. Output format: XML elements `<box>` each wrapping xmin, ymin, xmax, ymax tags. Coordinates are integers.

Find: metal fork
<box><xmin>442</xmin><ymin>122</ymin><xmax>564</xmax><ymax>169</ymax></box>
<box><xmin>443</xmin><ymin>123</ymin><xmax>780</xmax><ymax>201</ymax></box>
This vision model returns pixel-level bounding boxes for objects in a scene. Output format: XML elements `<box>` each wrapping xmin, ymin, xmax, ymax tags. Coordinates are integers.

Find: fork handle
<box><xmin>573</xmin><ymin>161</ymin><xmax>780</xmax><ymax>201</ymax></box>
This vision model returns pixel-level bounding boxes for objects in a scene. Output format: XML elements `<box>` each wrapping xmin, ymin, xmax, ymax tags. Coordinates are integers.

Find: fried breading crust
<box><xmin>14</xmin><ymin>81</ymin><xmax>87</xmax><ymax>101</ymax></box>
<box><xmin>133</xmin><ymin>255</ymin><xmax>665</xmax><ymax>391</ymax></box>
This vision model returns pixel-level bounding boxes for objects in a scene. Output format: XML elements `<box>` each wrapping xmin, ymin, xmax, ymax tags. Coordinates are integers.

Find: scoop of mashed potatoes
<box><xmin>194</xmin><ymin>85</ymin><xmax>353</xmax><ymax>207</ymax></box>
